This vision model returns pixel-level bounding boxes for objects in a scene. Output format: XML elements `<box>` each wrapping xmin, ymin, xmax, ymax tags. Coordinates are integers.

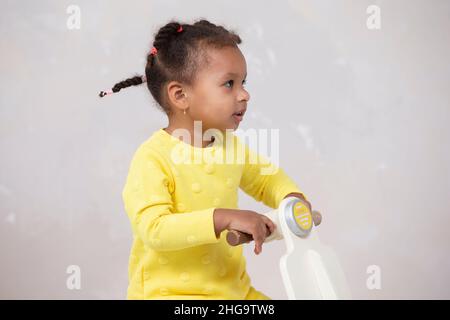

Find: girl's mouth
<box><xmin>232</xmin><ymin>111</ymin><xmax>244</xmax><ymax>123</ymax></box>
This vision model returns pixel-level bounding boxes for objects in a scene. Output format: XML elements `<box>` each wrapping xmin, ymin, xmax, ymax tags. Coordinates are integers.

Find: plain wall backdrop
<box><xmin>1</xmin><ymin>0</ymin><xmax>449</xmax><ymax>299</ymax></box>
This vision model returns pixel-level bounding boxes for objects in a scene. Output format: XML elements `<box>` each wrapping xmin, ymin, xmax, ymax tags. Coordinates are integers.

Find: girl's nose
<box><xmin>240</xmin><ymin>89</ymin><xmax>250</xmax><ymax>102</ymax></box>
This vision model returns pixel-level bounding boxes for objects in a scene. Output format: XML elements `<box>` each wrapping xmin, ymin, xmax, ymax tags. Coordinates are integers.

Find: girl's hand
<box><xmin>283</xmin><ymin>192</ymin><xmax>322</xmax><ymax>226</ymax></box>
<box><xmin>226</xmin><ymin>209</ymin><xmax>276</xmax><ymax>255</ymax></box>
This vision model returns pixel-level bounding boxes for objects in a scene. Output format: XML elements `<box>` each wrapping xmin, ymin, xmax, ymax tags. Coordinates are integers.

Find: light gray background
<box><xmin>1</xmin><ymin>0</ymin><xmax>449</xmax><ymax>299</ymax></box>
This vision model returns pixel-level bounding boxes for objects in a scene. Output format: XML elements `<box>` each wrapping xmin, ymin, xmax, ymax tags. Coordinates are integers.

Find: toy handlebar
<box><xmin>226</xmin><ymin>197</ymin><xmax>322</xmax><ymax>246</ymax></box>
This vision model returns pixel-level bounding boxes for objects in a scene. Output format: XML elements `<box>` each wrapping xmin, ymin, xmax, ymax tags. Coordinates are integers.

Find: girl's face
<box><xmin>187</xmin><ymin>46</ymin><xmax>250</xmax><ymax>133</ymax></box>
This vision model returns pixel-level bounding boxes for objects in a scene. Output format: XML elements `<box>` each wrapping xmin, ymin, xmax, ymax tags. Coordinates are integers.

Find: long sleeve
<box><xmin>238</xmin><ymin>139</ymin><xmax>308</xmax><ymax>209</ymax></box>
<box><xmin>122</xmin><ymin>145</ymin><xmax>221</xmax><ymax>252</ymax></box>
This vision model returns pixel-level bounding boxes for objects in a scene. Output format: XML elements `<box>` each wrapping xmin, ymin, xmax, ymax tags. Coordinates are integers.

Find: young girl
<box><xmin>100</xmin><ymin>19</ymin><xmax>314</xmax><ymax>300</ymax></box>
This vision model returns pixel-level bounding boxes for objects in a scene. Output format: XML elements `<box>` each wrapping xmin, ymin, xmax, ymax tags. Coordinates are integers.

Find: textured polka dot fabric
<box><xmin>122</xmin><ymin>128</ymin><xmax>306</xmax><ymax>299</ymax></box>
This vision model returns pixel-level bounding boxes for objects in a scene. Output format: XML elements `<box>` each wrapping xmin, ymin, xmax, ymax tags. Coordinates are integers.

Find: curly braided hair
<box><xmin>99</xmin><ymin>18</ymin><xmax>241</xmax><ymax>116</ymax></box>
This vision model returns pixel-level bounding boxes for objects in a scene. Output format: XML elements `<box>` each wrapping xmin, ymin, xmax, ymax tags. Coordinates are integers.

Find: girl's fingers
<box><xmin>267</xmin><ymin>221</ymin><xmax>275</xmax><ymax>234</ymax></box>
<box><xmin>254</xmin><ymin>231</ymin><xmax>264</xmax><ymax>255</ymax></box>
<box><xmin>266</xmin><ymin>225</ymin><xmax>273</xmax><ymax>237</ymax></box>
<box><xmin>263</xmin><ymin>217</ymin><xmax>275</xmax><ymax>234</ymax></box>
<box><xmin>254</xmin><ymin>242</ymin><xmax>261</xmax><ymax>255</ymax></box>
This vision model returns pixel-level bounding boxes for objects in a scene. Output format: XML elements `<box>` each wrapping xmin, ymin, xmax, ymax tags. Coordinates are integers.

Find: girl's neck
<box><xmin>163</xmin><ymin>122</ymin><xmax>215</xmax><ymax>149</ymax></box>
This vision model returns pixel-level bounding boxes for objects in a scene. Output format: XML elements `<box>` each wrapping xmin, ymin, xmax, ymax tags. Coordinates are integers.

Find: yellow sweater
<box><xmin>122</xmin><ymin>128</ymin><xmax>307</xmax><ymax>299</ymax></box>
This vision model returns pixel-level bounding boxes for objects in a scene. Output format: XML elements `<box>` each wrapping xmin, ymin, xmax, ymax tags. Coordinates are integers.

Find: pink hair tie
<box><xmin>99</xmin><ymin>90</ymin><xmax>113</xmax><ymax>97</ymax></box>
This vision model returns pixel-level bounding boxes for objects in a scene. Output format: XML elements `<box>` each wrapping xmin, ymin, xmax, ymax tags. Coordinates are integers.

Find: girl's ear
<box><xmin>166</xmin><ymin>81</ymin><xmax>190</xmax><ymax>111</ymax></box>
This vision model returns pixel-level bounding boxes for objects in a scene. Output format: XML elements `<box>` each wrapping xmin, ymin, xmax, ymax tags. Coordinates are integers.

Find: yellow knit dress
<box><xmin>122</xmin><ymin>128</ymin><xmax>307</xmax><ymax>299</ymax></box>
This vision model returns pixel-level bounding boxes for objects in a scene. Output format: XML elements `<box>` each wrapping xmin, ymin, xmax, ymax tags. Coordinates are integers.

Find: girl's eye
<box><xmin>225</xmin><ymin>79</ymin><xmax>247</xmax><ymax>88</ymax></box>
<box><xmin>224</xmin><ymin>80</ymin><xmax>234</xmax><ymax>88</ymax></box>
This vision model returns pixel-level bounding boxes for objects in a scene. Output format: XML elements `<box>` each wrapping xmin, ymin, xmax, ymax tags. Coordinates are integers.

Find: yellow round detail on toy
<box><xmin>293</xmin><ymin>202</ymin><xmax>312</xmax><ymax>231</ymax></box>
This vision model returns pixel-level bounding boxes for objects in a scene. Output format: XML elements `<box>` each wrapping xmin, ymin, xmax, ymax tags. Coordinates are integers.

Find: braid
<box><xmin>99</xmin><ymin>75</ymin><xmax>145</xmax><ymax>97</ymax></box>
<box><xmin>98</xmin><ymin>18</ymin><xmax>242</xmax><ymax>115</ymax></box>
<box><xmin>152</xmin><ymin>22</ymin><xmax>184</xmax><ymax>52</ymax></box>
